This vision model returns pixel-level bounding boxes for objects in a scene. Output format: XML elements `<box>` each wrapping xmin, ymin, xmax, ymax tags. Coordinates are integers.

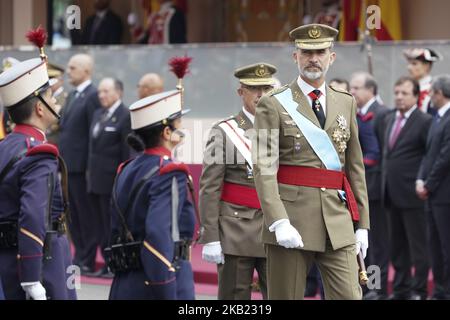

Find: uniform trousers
<box><xmin>266</xmin><ymin>241</ymin><xmax>361</xmax><ymax>300</ymax></box>
<box><xmin>66</xmin><ymin>173</ymin><xmax>97</xmax><ymax>269</ymax></box>
<box><xmin>217</xmin><ymin>254</ymin><xmax>267</xmax><ymax>300</ymax></box>
<box><xmin>88</xmin><ymin>193</ymin><xmax>112</xmax><ymax>254</ymax></box>
<box><xmin>427</xmin><ymin>201</ymin><xmax>450</xmax><ymax>298</ymax></box>
<box><xmin>388</xmin><ymin>205</ymin><xmax>429</xmax><ymax>298</ymax></box>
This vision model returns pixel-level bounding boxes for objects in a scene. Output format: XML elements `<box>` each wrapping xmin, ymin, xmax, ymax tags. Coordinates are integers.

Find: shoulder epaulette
<box><xmin>212</xmin><ymin>115</ymin><xmax>235</xmax><ymax>128</ymax></box>
<box><xmin>159</xmin><ymin>162</ymin><xmax>191</xmax><ymax>177</ymax></box>
<box><xmin>116</xmin><ymin>158</ymin><xmax>134</xmax><ymax>175</ymax></box>
<box><xmin>26</xmin><ymin>143</ymin><xmax>59</xmax><ymax>157</ymax></box>
<box><xmin>329</xmin><ymin>85</ymin><xmax>353</xmax><ymax>97</ymax></box>
<box><xmin>269</xmin><ymin>84</ymin><xmax>289</xmax><ymax>96</ymax></box>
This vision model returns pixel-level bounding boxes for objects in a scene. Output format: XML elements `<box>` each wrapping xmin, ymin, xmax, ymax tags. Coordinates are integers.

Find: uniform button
<box><xmin>321</xmin><ymin>187</ymin><xmax>326</xmax><ymax>192</ymax></box>
<box><xmin>234</xmin><ymin>212</ymin><xmax>238</xmax><ymax>216</ymax></box>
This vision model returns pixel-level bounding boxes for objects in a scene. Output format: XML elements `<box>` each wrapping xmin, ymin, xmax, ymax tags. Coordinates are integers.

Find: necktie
<box><xmin>388</xmin><ymin>114</ymin><xmax>405</xmax><ymax>150</ymax></box>
<box><xmin>92</xmin><ymin>109</ymin><xmax>109</xmax><ymax>138</ymax></box>
<box><xmin>62</xmin><ymin>90</ymin><xmax>78</xmax><ymax>116</ymax></box>
<box><xmin>308</xmin><ymin>89</ymin><xmax>326</xmax><ymax>129</ymax></box>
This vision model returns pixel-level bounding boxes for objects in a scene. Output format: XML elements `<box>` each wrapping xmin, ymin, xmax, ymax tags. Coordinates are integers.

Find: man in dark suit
<box><xmin>416</xmin><ymin>75</ymin><xmax>450</xmax><ymax>299</ymax></box>
<box><xmin>87</xmin><ymin>78</ymin><xmax>131</xmax><ymax>277</ymax></box>
<box><xmin>82</xmin><ymin>0</ymin><xmax>123</xmax><ymax>45</ymax></box>
<box><xmin>350</xmin><ymin>72</ymin><xmax>389</xmax><ymax>299</ymax></box>
<box><xmin>59</xmin><ymin>54</ymin><xmax>100</xmax><ymax>274</ymax></box>
<box><xmin>381</xmin><ymin>76</ymin><xmax>432</xmax><ymax>300</ymax></box>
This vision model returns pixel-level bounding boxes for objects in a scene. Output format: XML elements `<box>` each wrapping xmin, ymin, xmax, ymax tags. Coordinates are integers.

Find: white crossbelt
<box><xmin>218</xmin><ymin>119</ymin><xmax>253</xmax><ymax>169</ymax></box>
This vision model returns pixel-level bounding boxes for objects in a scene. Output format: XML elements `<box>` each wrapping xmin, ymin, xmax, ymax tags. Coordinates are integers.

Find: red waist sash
<box><xmin>277</xmin><ymin>165</ymin><xmax>360</xmax><ymax>222</ymax></box>
<box><xmin>220</xmin><ymin>182</ymin><xmax>261</xmax><ymax>209</ymax></box>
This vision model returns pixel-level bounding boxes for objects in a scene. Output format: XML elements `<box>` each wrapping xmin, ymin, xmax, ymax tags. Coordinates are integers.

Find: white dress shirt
<box><xmin>242</xmin><ymin>107</ymin><xmax>255</xmax><ymax>124</ymax></box>
<box><xmin>297</xmin><ymin>76</ymin><xmax>327</xmax><ymax>115</ymax></box>
<box><xmin>359</xmin><ymin>97</ymin><xmax>377</xmax><ymax>115</ymax></box>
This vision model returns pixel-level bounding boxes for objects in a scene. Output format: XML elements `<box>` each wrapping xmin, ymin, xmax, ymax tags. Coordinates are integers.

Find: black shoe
<box><xmin>363</xmin><ymin>291</ymin><xmax>387</xmax><ymax>300</ymax></box>
<box><xmin>388</xmin><ymin>293</ymin><xmax>410</xmax><ymax>300</ymax></box>
<box><xmin>85</xmin><ymin>268</ymin><xmax>106</xmax><ymax>278</ymax></box>
<box><xmin>409</xmin><ymin>293</ymin><xmax>428</xmax><ymax>300</ymax></box>
<box><xmin>304</xmin><ymin>282</ymin><xmax>318</xmax><ymax>297</ymax></box>
<box><xmin>86</xmin><ymin>267</ymin><xmax>114</xmax><ymax>278</ymax></box>
<box><xmin>430</xmin><ymin>294</ymin><xmax>450</xmax><ymax>300</ymax></box>
<box><xmin>99</xmin><ymin>266</ymin><xmax>114</xmax><ymax>279</ymax></box>
<box><xmin>80</xmin><ymin>265</ymin><xmax>95</xmax><ymax>276</ymax></box>
<box><xmin>101</xmin><ymin>270</ymin><xmax>115</xmax><ymax>279</ymax></box>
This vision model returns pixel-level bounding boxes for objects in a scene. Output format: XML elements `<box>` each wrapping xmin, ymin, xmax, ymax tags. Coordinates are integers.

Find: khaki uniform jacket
<box><xmin>199</xmin><ymin>110</ymin><xmax>265</xmax><ymax>258</ymax></box>
<box><xmin>253</xmin><ymin>80</ymin><xmax>369</xmax><ymax>252</ymax></box>
<box><xmin>47</xmin><ymin>90</ymin><xmax>67</xmax><ymax>145</ymax></box>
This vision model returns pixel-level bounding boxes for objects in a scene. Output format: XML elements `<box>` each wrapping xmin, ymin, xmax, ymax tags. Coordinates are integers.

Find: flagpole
<box><xmin>359</xmin><ymin>1</ymin><xmax>374</xmax><ymax>76</ymax></box>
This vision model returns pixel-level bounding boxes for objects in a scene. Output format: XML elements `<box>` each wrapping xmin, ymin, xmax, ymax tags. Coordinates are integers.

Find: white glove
<box><xmin>270</xmin><ymin>219</ymin><xmax>304</xmax><ymax>249</ymax></box>
<box><xmin>355</xmin><ymin>229</ymin><xmax>369</xmax><ymax>259</ymax></box>
<box><xmin>202</xmin><ymin>241</ymin><xmax>225</xmax><ymax>264</ymax></box>
<box><xmin>21</xmin><ymin>282</ymin><xmax>47</xmax><ymax>300</ymax></box>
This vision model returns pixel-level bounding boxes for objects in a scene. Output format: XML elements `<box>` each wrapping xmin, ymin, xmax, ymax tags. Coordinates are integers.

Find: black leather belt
<box><xmin>174</xmin><ymin>239</ymin><xmax>192</xmax><ymax>261</ymax></box>
<box><xmin>0</xmin><ymin>220</ymin><xmax>18</xmax><ymax>249</ymax></box>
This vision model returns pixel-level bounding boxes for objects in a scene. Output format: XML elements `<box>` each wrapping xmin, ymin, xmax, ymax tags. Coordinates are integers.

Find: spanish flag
<box><xmin>339</xmin><ymin>0</ymin><xmax>402</xmax><ymax>41</ymax></box>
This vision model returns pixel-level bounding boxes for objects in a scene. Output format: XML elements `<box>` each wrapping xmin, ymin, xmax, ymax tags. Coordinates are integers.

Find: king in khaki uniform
<box><xmin>253</xmin><ymin>24</ymin><xmax>370</xmax><ymax>300</ymax></box>
<box><xmin>199</xmin><ymin>62</ymin><xmax>277</xmax><ymax>299</ymax></box>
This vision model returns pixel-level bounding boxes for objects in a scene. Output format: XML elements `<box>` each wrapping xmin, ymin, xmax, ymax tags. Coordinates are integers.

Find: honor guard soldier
<box><xmin>0</xmin><ymin>58</ymin><xmax>76</xmax><ymax>300</ymax></box>
<box><xmin>199</xmin><ymin>63</ymin><xmax>277</xmax><ymax>299</ymax></box>
<box><xmin>253</xmin><ymin>24</ymin><xmax>370</xmax><ymax>300</ymax></box>
<box><xmin>404</xmin><ymin>48</ymin><xmax>443</xmax><ymax>115</ymax></box>
<box><xmin>107</xmin><ymin>90</ymin><xmax>196</xmax><ymax>300</ymax></box>
<box><xmin>1</xmin><ymin>57</ymin><xmax>21</xmax><ymax>140</ymax></box>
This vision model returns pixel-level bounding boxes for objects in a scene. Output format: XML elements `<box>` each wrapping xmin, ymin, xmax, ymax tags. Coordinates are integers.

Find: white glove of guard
<box><xmin>21</xmin><ymin>282</ymin><xmax>47</xmax><ymax>300</ymax></box>
<box><xmin>202</xmin><ymin>241</ymin><xmax>225</xmax><ymax>264</ymax></box>
<box><xmin>355</xmin><ymin>228</ymin><xmax>369</xmax><ymax>259</ymax></box>
<box><xmin>270</xmin><ymin>219</ymin><xmax>304</xmax><ymax>249</ymax></box>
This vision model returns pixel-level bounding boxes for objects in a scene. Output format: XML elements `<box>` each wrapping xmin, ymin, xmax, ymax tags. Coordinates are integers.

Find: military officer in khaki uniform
<box><xmin>199</xmin><ymin>63</ymin><xmax>277</xmax><ymax>300</ymax></box>
<box><xmin>253</xmin><ymin>24</ymin><xmax>370</xmax><ymax>300</ymax></box>
<box><xmin>46</xmin><ymin>62</ymin><xmax>67</xmax><ymax>145</ymax></box>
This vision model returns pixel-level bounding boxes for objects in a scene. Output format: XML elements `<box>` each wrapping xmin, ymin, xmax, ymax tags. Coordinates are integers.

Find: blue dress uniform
<box><xmin>108</xmin><ymin>146</ymin><xmax>196</xmax><ymax>300</ymax></box>
<box><xmin>0</xmin><ymin>125</ymin><xmax>76</xmax><ymax>300</ymax></box>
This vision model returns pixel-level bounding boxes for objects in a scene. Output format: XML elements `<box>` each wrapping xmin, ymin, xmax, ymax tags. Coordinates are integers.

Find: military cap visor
<box><xmin>0</xmin><ymin>58</ymin><xmax>49</xmax><ymax>108</ymax></box>
<box><xmin>234</xmin><ymin>63</ymin><xmax>277</xmax><ymax>86</ymax></box>
<box><xmin>129</xmin><ymin>90</ymin><xmax>189</xmax><ymax>130</ymax></box>
<box><xmin>47</xmin><ymin>62</ymin><xmax>65</xmax><ymax>79</ymax></box>
<box><xmin>290</xmin><ymin>24</ymin><xmax>338</xmax><ymax>50</ymax></box>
